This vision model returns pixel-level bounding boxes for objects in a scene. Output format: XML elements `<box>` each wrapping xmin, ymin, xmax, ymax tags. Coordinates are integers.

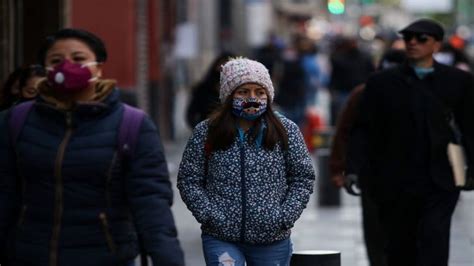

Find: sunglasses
<box><xmin>402</xmin><ymin>33</ymin><xmax>432</xmax><ymax>44</ymax></box>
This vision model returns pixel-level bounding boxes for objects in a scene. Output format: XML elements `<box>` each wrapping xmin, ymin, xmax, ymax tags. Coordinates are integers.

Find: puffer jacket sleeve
<box><xmin>0</xmin><ymin>111</ymin><xmax>18</xmax><ymax>258</ymax></box>
<box><xmin>281</xmin><ymin>119</ymin><xmax>316</xmax><ymax>229</ymax></box>
<box><xmin>125</xmin><ymin>115</ymin><xmax>184</xmax><ymax>266</ymax></box>
<box><xmin>176</xmin><ymin>121</ymin><xmax>212</xmax><ymax>224</ymax></box>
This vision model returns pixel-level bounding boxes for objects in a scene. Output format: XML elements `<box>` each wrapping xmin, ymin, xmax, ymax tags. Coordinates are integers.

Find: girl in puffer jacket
<box><xmin>178</xmin><ymin>57</ymin><xmax>316</xmax><ymax>265</ymax></box>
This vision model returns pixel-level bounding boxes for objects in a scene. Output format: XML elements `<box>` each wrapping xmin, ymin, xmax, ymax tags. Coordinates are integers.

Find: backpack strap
<box><xmin>9</xmin><ymin>101</ymin><xmax>35</xmax><ymax>147</ymax></box>
<box><xmin>118</xmin><ymin>104</ymin><xmax>146</xmax><ymax>159</ymax></box>
<box><xmin>115</xmin><ymin>104</ymin><xmax>148</xmax><ymax>265</ymax></box>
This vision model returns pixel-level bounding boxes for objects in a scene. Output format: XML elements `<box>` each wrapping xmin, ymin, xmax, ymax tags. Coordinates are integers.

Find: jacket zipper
<box><xmin>239</xmin><ymin>141</ymin><xmax>247</xmax><ymax>242</ymax></box>
<box><xmin>99</xmin><ymin>212</ymin><xmax>117</xmax><ymax>254</ymax></box>
<box><xmin>49</xmin><ymin>112</ymin><xmax>73</xmax><ymax>266</ymax></box>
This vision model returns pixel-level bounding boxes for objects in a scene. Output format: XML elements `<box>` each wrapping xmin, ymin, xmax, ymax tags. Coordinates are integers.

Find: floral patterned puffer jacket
<box><xmin>178</xmin><ymin>116</ymin><xmax>316</xmax><ymax>244</ymax></box>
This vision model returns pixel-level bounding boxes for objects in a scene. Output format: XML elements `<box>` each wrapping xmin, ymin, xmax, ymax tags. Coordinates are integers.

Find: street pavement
<box><xmin>164</xmin><ymin>133</ymin><xmax>474</xmax><ymax>266</ymax></box>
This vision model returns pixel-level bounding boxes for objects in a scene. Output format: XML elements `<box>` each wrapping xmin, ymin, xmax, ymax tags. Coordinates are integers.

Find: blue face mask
<box><xmin>232</xmin><ymin>97</ymin><xmax>267</xmax><ymax>121</ymax></box>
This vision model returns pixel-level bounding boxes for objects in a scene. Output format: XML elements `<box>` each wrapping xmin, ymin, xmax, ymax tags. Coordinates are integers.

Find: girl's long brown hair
<box><xmin>206</xmin><ymin>96</ymin><xmax>289</xmax><ymax>151</ymax></box>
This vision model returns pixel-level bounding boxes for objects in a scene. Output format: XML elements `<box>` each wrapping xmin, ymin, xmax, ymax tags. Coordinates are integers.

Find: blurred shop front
<box><xmin>0</xmin><ymin>0</ymin><xmax>178</xmax><ymax>139</ymax></box>
<box><xmin>0</xmin><ymin>0</ymin><xmax>64</xmax><ymax>85</ymax></box>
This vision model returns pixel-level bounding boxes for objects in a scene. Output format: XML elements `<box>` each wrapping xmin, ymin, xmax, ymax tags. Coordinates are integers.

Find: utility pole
<box><xmin>136</xmin><ymin>0</ymin><xmax>150</xmax><ymax>113</ymax></box>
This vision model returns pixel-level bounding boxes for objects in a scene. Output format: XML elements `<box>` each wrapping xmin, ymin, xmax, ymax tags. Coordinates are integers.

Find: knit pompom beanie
<box><xmin>219</xmin><ymin>57</ymin><xmax>274</xmax><ymax>103</ymax></box>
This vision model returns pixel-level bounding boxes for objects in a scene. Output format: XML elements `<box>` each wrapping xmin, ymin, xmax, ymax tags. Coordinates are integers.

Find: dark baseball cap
<box><xmin>399</xmin><ymin>19</ymin><xmax>444</xmax><ymax>41</ymax></box>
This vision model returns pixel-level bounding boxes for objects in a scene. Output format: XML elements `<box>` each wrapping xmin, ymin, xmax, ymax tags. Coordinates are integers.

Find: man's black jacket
<box><xmin>347</xmin><ymin>62</ymin><xmax>474</xmax><ymax>202</ymax></box>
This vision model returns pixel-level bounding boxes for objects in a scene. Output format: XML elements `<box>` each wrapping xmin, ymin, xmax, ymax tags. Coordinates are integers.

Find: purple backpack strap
<box><xmin>118</xmin><ymin>104</ymin><xmax>146</xmax><ymax>159</ymax></box>
<box><xmin>9</xmin><ymin>101</ymin><xmax>35</xmax><ymax>147</ymax></box>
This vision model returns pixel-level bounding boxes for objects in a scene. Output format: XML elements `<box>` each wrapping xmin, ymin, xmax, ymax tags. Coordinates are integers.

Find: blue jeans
<box><xmin>201</xmin><ymin>235</ymin><xmax>293</xmax><ymax>266</ymax></box>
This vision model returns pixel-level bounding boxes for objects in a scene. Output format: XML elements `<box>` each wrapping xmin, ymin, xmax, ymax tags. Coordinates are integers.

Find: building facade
<box><xmin>0</xmin><ymin>0</ymin><xmax>178</xmax><ymax>138</ymax></box>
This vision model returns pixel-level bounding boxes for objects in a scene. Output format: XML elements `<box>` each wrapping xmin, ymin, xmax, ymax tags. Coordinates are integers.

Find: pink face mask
<box><xmin>47</xmin><ymin>60</ymin><xmax>98</xmax><ymax>93</ymax></box>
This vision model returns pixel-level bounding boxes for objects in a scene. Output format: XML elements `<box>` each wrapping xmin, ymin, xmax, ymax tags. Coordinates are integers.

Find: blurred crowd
<box><xmin>185</xmin><ymin>24</ymin><xmax>473</xmax><ymax>137</ymax></box>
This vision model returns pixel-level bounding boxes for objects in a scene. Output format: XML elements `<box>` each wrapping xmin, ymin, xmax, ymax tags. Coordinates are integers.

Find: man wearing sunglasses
<box><xmin>346</xmin><ymin>19</ymin><xmax>474</xmax><ymax>266</ymax></box>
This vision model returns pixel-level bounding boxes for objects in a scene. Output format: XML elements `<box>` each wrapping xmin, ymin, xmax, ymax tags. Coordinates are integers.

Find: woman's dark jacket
<box><xmin>185</xmin><ymin>78</ymin><xmax>220</xmax><ymax>129</ymax></box>
<box><xmin>0</xmin><ymin>80</ymin><xmax>184</xmax><ymax>266</ymax></box>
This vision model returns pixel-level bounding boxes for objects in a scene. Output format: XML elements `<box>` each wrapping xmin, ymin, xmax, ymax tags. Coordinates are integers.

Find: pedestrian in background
<box><xmin>254</xmin><ymin>33</ymin><xmax>284</xmax><ymax>78</ymax></box>
<box><xmin>0</xmin><ymin>28</ymin><xmax>184</xmax><ymax>266</ymax></box>
<box><xmin>330</xmin><ymin>49</ymin><xmax>406</xmax><ymax>266</ymax></box>
<box><xmin>186</xmin><ymin>51</ymin><xmax>235</xmax><ymax>129</ymax></box>
<box><xmin>0</xmin><ymin>68</ymin><xmax>23</xmax><ymax>110</ymax></box>
<box><xmin>274</xmin><ymin>35</ymin><xmax>308</xmax><ymax>127</ymax></box>
<box><xmin>17</xmin><ymin>64</ymin><xmax>46</xmax><ymax>101</ymax></box>
<box><xmin>0</xmin><ymin>65</ymin><xmax>46</xmax><ymax>111</ymax></box>
<box><xmin>298</xmin><ymin>36</ymin><xmax>324</xmax><ymax>108</ymax></box>
<box><xmin>346</xmin><ymin>19</ymin><xmax>474</xmax><ymax>266</ymax></box>
<box><xmin>328</xmin><ymin>36</ymin><xmax>374</xmax><ymax>125</ymax></box>
<box><xmin>434</xmin><ymin>40</ymin><xmax>471</xmax><ymax>72</ymax></box>
<box><xmin>178</xmin><ymin>57</ymin><xmax>315</xmax><ymax>266</ymax></box>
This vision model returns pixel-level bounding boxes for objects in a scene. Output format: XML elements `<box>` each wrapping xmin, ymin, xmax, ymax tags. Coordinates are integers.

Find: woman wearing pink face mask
<box><xmin>0</xmin><ymin>28</ymin><xmax>184</xmax><ymax>266</ymax></box>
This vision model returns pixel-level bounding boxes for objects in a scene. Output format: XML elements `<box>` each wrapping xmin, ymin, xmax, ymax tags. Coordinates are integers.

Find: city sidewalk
<box><xmin>164</xmin><ymin>133</ymin><xmax>474</xmax><ymax>266</ymax></box>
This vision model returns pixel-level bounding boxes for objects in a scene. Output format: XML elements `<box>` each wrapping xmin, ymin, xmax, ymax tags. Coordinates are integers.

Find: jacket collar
<box><xmin>400</xmin><ymin>59</ymin><xmax>445</xmax><ymax>78</ymax></box>
<box><xmin>236</xmin><ymin>119</ymin><xmax>267</xmax><ymax>148</ymax></box>
<box><xmin>35</xmin><ymin>79</ymin><xmax>119</xmax><ymax>117</ymax></box>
